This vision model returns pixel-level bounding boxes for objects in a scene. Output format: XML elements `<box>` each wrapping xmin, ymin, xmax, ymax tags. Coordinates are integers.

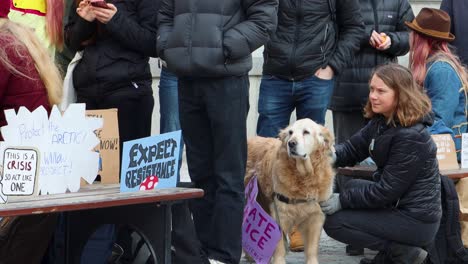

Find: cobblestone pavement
<box><xmin>239</xmin><ymin>232</ymin><xmax>377</xmax><ymax>264</ymax></box>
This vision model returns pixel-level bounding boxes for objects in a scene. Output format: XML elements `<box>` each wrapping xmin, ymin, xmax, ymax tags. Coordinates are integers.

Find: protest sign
<box><xmin>462</xmin><ymin>133</ymin><xmax>468</xmax><ymax>169</ymax></box>
<box><xmin>432</xmin><ymin>134</ymin><xmax>459</xmax><ymax>170</ymax></box>
<box><xmin>86</xmin><ymin>109</ymin><xmax>120</xmax><ymax>184</ymax></box>
<box><xmin>120</xmin><ymin>131</ymin><xmax>181</xmax><ymax>192</ymax></box>
<box><xmin>0</xmin><ymin>104</ymin><xmax>102</xmax><ymax>194</ymax></box>
<box><xmin>242</xmin><ymin>176</ymin><xmax>281</xmax><ymax>264</ymax></box>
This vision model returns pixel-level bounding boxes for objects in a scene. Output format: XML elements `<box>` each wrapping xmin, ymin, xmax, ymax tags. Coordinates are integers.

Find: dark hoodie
<box><xmin>335</xmin><ymin>115</ymin><xmax>442</xmax><ymax>223</ymax></box>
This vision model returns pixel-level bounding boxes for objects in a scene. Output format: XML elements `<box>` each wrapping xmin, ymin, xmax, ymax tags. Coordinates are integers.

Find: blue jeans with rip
<box><xmin>256</xmin><ymin>74</ymin><xmax>335</xmax><ymax>137</ymax></box>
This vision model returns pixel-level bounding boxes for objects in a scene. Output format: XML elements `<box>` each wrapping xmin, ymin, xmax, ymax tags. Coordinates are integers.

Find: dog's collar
<box><xmin>273</xmin><ymin>192</ymin><xmax>316</xmax><ymax>204</ymax></box>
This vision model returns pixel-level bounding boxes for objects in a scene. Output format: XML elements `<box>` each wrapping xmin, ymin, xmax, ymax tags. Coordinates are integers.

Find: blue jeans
<box><xmin>256</xmin><ymin>74</ymin><xmax>335</xmax><ymax>137</ymax></box>
<box><xmin>159</xmin><ymin>67</ymin><xmax>184</xmax><ymax>171</ymax></box>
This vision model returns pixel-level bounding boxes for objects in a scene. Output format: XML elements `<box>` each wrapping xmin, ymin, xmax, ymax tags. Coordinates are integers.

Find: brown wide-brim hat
<box><xmin>405</xmin><ymin>7</ymin><xmax>455</xmax><ymax>42</ymax></box>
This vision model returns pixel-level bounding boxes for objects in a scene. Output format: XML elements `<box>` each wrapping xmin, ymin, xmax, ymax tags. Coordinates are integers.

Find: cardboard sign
<box><xmin>432</xmin><ymin>134</ymin><xmax>459</xmax><ymax>170</ymax></box>
<box><xmin>242</xmin><ymin>176</ymin><xmax>281</xmax><ymax>264</ymax></box>
<box><xmin>120</xmin><ymin>131</ymin><xmax>181</xmax><ymax>192</ymax></box>
<box><xmin>1</xmin><ymin>147</ymin><xmax>39</xmax><ymax>196</ymax></box>
<box><xmin>86</xmin><ymin>109</ymin><xmax>120</xmax><ymax>184</ymax></box>
<box><xmin>0</xmin><ymin>104</ymin><xmax>102</xmax><ymax>194</ymax></box>
<box><xmin>461</xmin><ymin>133</ymin><xmax>468</xmax><ymax>169</ymax></box>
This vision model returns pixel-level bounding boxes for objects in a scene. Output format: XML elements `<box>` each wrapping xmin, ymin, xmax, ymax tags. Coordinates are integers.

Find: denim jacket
<box><xmin>424</xmin><ymin>60</ymin><xmax>467</xmax><ymax>153</ymax></box>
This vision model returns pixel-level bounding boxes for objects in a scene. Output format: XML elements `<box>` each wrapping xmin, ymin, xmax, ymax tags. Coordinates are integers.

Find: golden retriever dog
<box><xmin>245</xmin><ymin>118</ymin><xmax>335</xmax><ymax>264</ymax></box>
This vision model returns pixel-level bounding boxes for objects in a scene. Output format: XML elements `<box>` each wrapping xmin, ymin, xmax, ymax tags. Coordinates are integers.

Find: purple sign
<box><xmin>242</xmin><ymin>176</ymin><xmax>281</xmax><ymax>264</ymax></box>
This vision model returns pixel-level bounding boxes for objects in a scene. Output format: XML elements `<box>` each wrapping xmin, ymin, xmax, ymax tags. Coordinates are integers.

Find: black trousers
<box><xmin>77</xmin><ymin>87</ymin><xmax>154</xmax><ymax>151</ymax></box>
<box><xmin>324</xmin><ymin>179</ymin><xmax>440</xmax><ymax>263</ymax></box>
<box><xmin>332</xmin><ymin>110</ymin><xmax>368</xmax><ymax>144</ymax></box>
<box><xmin>178</xmin><ymin>75</ymin><xmax>249</xmax><ymax>264</ymax></box>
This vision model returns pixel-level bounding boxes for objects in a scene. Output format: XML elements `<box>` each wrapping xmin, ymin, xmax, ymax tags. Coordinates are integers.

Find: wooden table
<box><xmin>337</xmin><ymin>166</ymin><xmax>468</xmax><ymax>180</ymax></box>
<box><xmin>0</xmin><ymin>184</ymin><xmax>204</xmax><ymax>264</ymax></box>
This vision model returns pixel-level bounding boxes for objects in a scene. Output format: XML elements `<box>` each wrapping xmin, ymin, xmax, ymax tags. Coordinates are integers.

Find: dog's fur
<box><xmin>245</xmin><ymin>119</ymin><xmax>335</xmax><ymax>264</ymax></box>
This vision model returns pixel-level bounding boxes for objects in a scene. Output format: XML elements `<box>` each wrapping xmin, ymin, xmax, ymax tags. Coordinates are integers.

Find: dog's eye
<box><xmin>303</xmin><ymin>130</ymin><xmax>310</xmax><ymax>135</ymax></box>
<box><xmin>289</xmin><ymin>130</ymin><xmax>293</xmax><ymax>135</ymax></box>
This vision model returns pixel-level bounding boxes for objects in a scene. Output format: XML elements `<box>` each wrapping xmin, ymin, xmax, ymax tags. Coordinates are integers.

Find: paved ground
<box><xmin>180</xmin><ymin>158</ymin><xmax>377</xmax><ymax>263</ymax></box>
<box><xmin>239</xmin><ymin>232</ymin><xmax>377</xmax><ymax>263</ymax></box>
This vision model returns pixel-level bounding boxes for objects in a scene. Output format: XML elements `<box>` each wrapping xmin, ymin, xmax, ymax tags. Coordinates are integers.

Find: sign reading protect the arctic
<box><xmin>120</xmin><ymin>131</ymin><xmax>181</xmax><ymax>192</ymax></box>
<box><xmin>0</xmin><ymin>104</ymin><xmax>102</xmax><ymax>194</ymax></box>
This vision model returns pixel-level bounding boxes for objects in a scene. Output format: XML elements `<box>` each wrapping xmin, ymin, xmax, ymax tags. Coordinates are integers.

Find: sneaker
<box><xmin>289</xmin><ymin>227</ymin><xmax>304</xmax><ymax>252</ymax></box>
<box><xmin>359</xmin><ymin>251</ymin><xmax>388</xmax><ymax>264</ymax></box>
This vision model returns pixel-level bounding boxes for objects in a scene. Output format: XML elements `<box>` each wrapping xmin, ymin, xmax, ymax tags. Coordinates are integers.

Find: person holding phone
<box><xmin>64</xmin><ymin>0</ymin><xmax>158</xmax><ymax>262</ymax></box>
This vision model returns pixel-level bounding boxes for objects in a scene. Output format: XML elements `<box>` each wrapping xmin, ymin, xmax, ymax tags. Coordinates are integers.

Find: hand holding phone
<box><xmin>90</xmin><ymin>0</ymin><xmax>110</xmax><ymax>9</ymax></box>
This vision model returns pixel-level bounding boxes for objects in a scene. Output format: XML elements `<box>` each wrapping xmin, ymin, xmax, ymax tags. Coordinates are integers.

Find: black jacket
<box><xmin>330</xmin><ymin>0</ymin><xmax>413</xmax><ymax>111</ymax></box>
<box><xmin>65</xmin><ymin>0</ymin><xmax>158</xmax><ymax>96</ymax></box>
<box><xmin>441</xmin><ymin>0</ymin><xmax>468</xmax><ymax>66</ymax></box>
<box><xmin>262</xmin><ymin>0</ymin><xmax>364</xmax><ymax>81</ymax></box>
<box><xmin>335</xmin><ymin>116</ymin><xmax>442</xmax><ymax>223</ymax></box>
<box><xmin>157</xmin><ymin>0</ymin><xmax>278</xmax><ymax>78</ymax></box>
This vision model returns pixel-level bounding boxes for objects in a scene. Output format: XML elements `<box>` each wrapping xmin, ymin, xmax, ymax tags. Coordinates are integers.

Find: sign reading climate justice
<box><xmin>120</xmin><ymin>131</ymin><xmax>181</xmax><ymax>192</ymax></box>
<box><xmin>242</xmin><ymin>176</ymin><xmax>281</xmax><ymax>264</ymax></box>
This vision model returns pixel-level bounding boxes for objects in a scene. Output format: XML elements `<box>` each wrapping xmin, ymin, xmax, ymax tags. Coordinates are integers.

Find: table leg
<box><xmin>163</xmin><ymin>203</ymin><xmax>173</xmax><ymax>264</ymax></box>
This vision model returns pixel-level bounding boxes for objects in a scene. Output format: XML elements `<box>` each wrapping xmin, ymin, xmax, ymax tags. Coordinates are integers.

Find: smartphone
<box><xmin>90</xmin><ymin>0</ymin><xmax>109</xmax><ymax>9</ymax></box>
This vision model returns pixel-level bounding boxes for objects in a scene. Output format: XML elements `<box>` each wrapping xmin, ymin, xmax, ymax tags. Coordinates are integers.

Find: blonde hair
<box><xmin>364</xmin><ymin>64</ymin><xmax>432</xmax><ymax>127</ymax></box>
<box><xmin>0</xmin><ymin>18</ymin><xmax>62</xmax><ymax>106</ymax></box>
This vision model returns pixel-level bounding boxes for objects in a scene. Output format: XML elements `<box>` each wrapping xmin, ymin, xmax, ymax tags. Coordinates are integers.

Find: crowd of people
<box><xmin>0</xmin><ymin>0</ymin><xmax>467</xmax><ymax>263</ymax></box>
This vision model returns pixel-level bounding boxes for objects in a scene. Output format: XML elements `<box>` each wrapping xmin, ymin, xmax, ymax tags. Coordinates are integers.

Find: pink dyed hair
<box><xmin>46</xmin><ymin>0</ymin><xmax>64</xmax><ymax>50</ymax></box>
<box><xmin>409</xmin><ymin>31</ymin><xmax>468</xmax><ymax>90</ymax></box>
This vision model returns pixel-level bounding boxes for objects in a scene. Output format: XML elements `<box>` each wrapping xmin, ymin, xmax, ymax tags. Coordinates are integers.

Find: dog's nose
<box><xmin>288</xmin><ymin>140</ymin><xmax>297</xmax><ymax>148</ymax></box>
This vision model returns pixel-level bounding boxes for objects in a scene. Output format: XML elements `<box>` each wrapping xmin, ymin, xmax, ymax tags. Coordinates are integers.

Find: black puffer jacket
<box><xmin>335</xmin><ymin>116</ymin><xmax>442</xmax><ymax>223</ymax></box>
<box><xmin>157</xmin><ymin>0</ymin><xmax>278</xmax><ymax>78</ymax></box>
<box><xmin>262</xmin><ymin>0</ymin><xmax>364</xmax><ymax>81</ymax></box>
<box><xmin>330</xmin><ymin>0</ymin><xmax>414</xmax><ymax>111</ymax></box>
<box><xmin>65</xmin><ymin>0</ymin><xmax>158</xmax><ymax>96</ymax></box>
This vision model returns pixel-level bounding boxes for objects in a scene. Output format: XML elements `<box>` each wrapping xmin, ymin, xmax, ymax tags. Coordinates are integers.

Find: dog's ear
<box><xmin>278</xmin><ymin>128</ymin><xmax>288</xmax><ymax>143</ymax></box>
<box><xmin>319</xmin><ymin>126</ymin><xmax>335</xmax><ymax>152</ymax></box>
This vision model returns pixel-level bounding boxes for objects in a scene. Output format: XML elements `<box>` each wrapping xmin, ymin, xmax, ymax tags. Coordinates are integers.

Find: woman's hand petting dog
<box><xmin>320</xmin><ymin>193</ymin><xmax>342</xmax><ymax>215</ymax></box>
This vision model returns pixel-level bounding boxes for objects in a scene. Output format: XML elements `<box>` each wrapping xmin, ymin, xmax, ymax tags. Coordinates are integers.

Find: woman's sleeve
<box><xmin>425</xmin><ymin>62</ymin><xmax>461</xmax><ymax>131</ymax></box>
<box><xmin>334</xmin><ymin>120</ymin><xmax>373</xmax><ymax>167</ymax></box>
<box><xmin>384</xmin><ymin>0</ymin><xmax>414</xmax><ymax>56</ymax></box>
<box><xmin>0</xmin><ymin>62</ymin><xmax>10</xmax><ymax>100</ymax></box>
<box><xmin>64</xmin><ymin>2</ymin><xmax>97</xmax><ymax>53</ymax></box>
<box><xmin>105</xmin><ymin>0</ymin><xmax>158</xmax><ymax>57</ymax></box>
<box><xmin>340</xmin><ymin>130</ymin><xmax>426</xmax><ymax>209</ymax></box>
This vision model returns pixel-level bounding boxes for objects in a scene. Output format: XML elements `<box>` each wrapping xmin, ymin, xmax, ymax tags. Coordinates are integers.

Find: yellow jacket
<box><xmin>12</xmin><ymin>0</ymin><xmax>46</xmax><ymax>14</ymax></box>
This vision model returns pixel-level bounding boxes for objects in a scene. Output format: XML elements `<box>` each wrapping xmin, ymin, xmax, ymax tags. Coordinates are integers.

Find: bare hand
<box><xmin>375</xmin><ymin>33</ymin><xmax>391</xmax><ymax>51</ymax></box>
<box><xmin>369</xmin><ymin>30</ymin><xmax>382</xmax><ymax>47</ymax></box>
<box><xmin>92</xmin><ymin>3</ymin><xmax>117</xmax><ymax>24</ymax></box>
<box><xmin>315</xmin><ymin>65</ymin><xmax>334</xmax><ymax>80</ymax></box>
<box><xmin>77</xmin><ymin>0</ymin><xmax>96</xmax><ymax>22</ymax></box>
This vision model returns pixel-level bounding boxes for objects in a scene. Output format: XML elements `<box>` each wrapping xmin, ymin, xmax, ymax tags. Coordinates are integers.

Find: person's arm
<box><xmin>383</xmin><ymin>0</ymin><xmax>414</xmax><ymax>56</ymax></box>
<box><xmin>334</xmin><ymin>120</ymin><xmax>374</xmax><ymax>167</ymax></box>
<box><xmin>340</xmin><ymin>131</ymin><xmax>427</xmax><ymax>209</ymax></box>
<box><xmin>64</xmin><ymin>1</ymin><xmax>97</xmax><ymax>53</ymax></box>
<box><xmin>425</xmin><ymin>62</ymin><xmax>460</xmax><ymax>132</ymax></box>
<box><xmin>157</xmin><ymin>0</ymin><xmax>174</xmax><ymax>60</ymax></box>
<box><xmin>105</xmin><ymin>0</ymin><xmax>158</xmax><ymax>57</ymax></box>
<box><xmin>0</xmin><ymin>61</ymin><xmax>10</xmax><ymax>100</ymax></box>
<box><xmin>327</xmin><ymin>0</ymin><xmax>364</xmax><ymax>75</ymax></box>
<box><xmin>222</xmin><ymin>0</ymin><xmax>278</xmax><ymax>60</ymax></box>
